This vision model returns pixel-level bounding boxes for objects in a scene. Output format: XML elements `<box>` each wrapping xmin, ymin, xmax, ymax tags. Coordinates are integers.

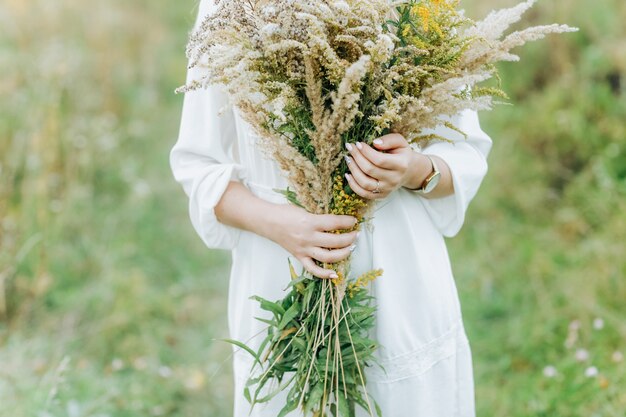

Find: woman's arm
<box><xmin>214</xmin><ymin>181</ymin><xmax>359</xmax><ymax>279</ymax></box>
<box><xmin>402</xmin><ymin>153</ymin><xmax>454</xmax><ymax>199</ymax></box>
<box><xmin>171</xmin><ymin>1</ymin><xmax>359</xmax><ymax>279</ymax></box>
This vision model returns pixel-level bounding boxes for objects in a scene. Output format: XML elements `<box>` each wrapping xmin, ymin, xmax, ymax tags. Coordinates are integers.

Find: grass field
<box><xmin>1</xmin><ymin>1</ymin><xmax>624</xmax><ymax>416</ymax></box>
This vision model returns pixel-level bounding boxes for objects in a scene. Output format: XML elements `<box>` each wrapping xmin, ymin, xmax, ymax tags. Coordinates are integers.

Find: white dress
<box><xmin>170</xmin><ymin>2</ymin><xmax>493</xmax><ymax>416</ymax></box>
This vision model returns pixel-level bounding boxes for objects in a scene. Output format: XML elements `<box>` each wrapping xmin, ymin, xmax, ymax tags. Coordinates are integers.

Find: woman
<box><xmin>170</xmin><ymin>1</ymin><xmax>492</xmax><ymax>416</ymax></box>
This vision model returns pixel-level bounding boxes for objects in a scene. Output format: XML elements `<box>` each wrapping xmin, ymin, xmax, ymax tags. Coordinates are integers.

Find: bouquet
<box><xmin>176</xmin><ymin>1</ymin><xmax>576</xmax><ymax>415</ymax></box>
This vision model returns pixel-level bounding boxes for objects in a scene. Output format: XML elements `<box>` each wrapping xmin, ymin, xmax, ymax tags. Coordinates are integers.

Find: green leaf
<box><xmin>337</xmin><ymin>392</ymin><xmax>351</xmax><ymax>417</ymax></box>
<box><xmin>304</xmin><ymin>383</ymin><xmax>325</xmax><ymax>414</ymax></box>
<box><xmin>287</xmin><ymin>257</ymin><xmax>300</xmax><ymax>280</ymax></box>
<box><xmin>219</xmin><ymin>338</ymin><xmax>261</xmax><ymax>366</ymax></box>
<box><xmin>291</xmin><ymin>336</ymin><xmax>307</xmax><ymax>352</ymax></box>
<box><xmin>277</xmin><ymin>400</ymin><xmax>299</xmax><ymax>417</ymax></box>
<box><xmin>250</xmin><ymin>295</ymin><xmax>285</xmax><ymax>316</ymax></box>
<box><xmin>374</xmin><ymin>399</ymin><xmax>383</xmax><ymax>417</ymax></box>
<box><xmin>273</xmin><ymin>187</ymin><xmax>304</xmax><ymax>208</ymax></box>
<box><xmin>254</xmin><ymin>316</ymin><xmax>278</xmax><ymax>327</ymax></box>
<box><xmin>278</xmin><ymin>302</ymin><xmax>301</xmax><ymax>330</ymax></box>
<box><xmin>255</xmin><ymin>373</ymin><xmax>296</xmax><ymax>404</ymax></box>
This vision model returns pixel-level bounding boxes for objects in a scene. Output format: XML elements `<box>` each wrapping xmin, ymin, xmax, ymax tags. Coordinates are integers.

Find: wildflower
<box><xmin>584</xmin><ymin>366</ymin><xmax>598</xmax><ymax>378</ymax></box>
<box><xmin>260</xmin><ymin>23</ymin><xmax>281</xmax><ymax>38</ymax></box>
<box><xmin>158</xmin><ymin>366</ymin><xmax>173</xmax><ymax>378</ymax></box>
<box><xmin>331</xmin><ymin>270</ymin><xmax>345</xmax><ymax>287</ymax></box>
<box><xmin>431</xmin><ymin>0</ymin><xmax>445</xmax><ymax>14</ymax></box>
<box><xmin>416</xmin><ymin>5</ymin><xmax>431</xmax><ymax>32</ymax></box>
<box><xmin>611</xmin><ymin>351</ymin><xmax>623</xmax><ymax>363</ymax></box>
<box><xmin>184</xmin><ymin>369</ymin><xmax>206</xmax><ymax>390</ymax></box>
<box><xmin>564</xmin><ymin>334</ymin><xmax>577</xmax><ymax>349</ymax></box>
<box><xmin>133</xmin><ymin>356</ymin><xmax>148</xmax><ymax>370</ymax></box>
<box><xmin>593</xmin><ymin>317</ymin><xmax>604</xmax><ymax>330</ymax></box>
<box><xmin>564</xmin><ymin>329</ymin><xmax>578</xmax><ymax>349</ymax></box>
<box><xmin>542</xmin><ymin>365</ymin><xmax>557</xmax><ymax>378</ymax></box>
<box><xmin>564</xmin><ymin>319</ymin><xmax>579</xmax><ymax>348</ymax></box>
<box><xmin>575</xmin><ymin>348</ymin><xmax>589</xmax><ymax>362</ymax></box>
<box><xmin>348</xmin><ymin>269</ymin><xmax>383</xmax><ymax>297</ymax></box>
<box><xmin>111</xmin><ymin>358</ymin><xmax>124</xmax><ymax>371</ymax></box>
<box><xmin>401</xmin><ymin>23</ymin><xmax>412</xmax><ymax>38</ymax></box>
<box><xmin>330</xmin><ymin>174</ymin><xmax>368</xmax><ymax>222</ymax></box>
<box><xmin>598</xmin><ymin>375</ymin><xmax>610</xmax><ymax>389</ymax></box>
<box><xmin>332</xmin><ymin>1</ymin><xmax>350</xmax><ymax>12</ymax></box>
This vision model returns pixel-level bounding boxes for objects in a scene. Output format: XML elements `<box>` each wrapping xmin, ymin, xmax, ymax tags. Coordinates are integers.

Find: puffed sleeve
<box><xmin>415</xmin><ymin>109</ymin><xmax>493</xmax><ymax>238</ymax></box>
<box><xmin>169</xmin><ymin>0</ymin><xmax>248</xmax><ymax>251</ymax></box>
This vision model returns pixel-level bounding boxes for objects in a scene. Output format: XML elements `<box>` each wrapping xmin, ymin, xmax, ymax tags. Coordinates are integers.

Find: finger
<box><xmin>372</xmin><ymin>133</ymin><xmax>409</xmax><ymax>152</ymax></box>
<box><xmin>356</xmin><ymin>141</ymin><xmax>401</xmax><ymax>170</ymax></box>
<box><xmin>310</xmin><ymin>245</ymin><xmax>354</xmax><ymax>264</ymax></box>
<box><xmin>347</xmin><ymin>143</ymin><xmax>389</xmax><ymax>179</ymax></box>
<box><xmin>345</xmin><ymin>155</ymin><xmax>380</xmax><ymax>192</ymax></box>
<box><xmin>301</xmin><ymin>257</ymin><xmax>337</xmax><ymax>279</ymax></box>
<box><xmin>314</xmin><ymin>229</ymin><xmax>359</xmax><ymax>249</ymax></box>
<box><xmin>316</xmin><ymin>214</ymin><xmax>358</xmax><ymax>232</ymax></box>
<box><xmin>345</xmin><ymin>173</ymin><xmax>387</xmax><ymax>200</ymax></box>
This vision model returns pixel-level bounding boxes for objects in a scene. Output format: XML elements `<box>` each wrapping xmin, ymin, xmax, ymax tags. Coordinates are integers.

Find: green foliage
<box><xmin>454</xmin><ymin>0</ymin><xmax>626</xmax><ymax>415</ymax></box>
<box><xmin>1</xmin><ymin>1</ymin><xmax>236</xmax><ymax>416</ymax></box>
<box><xmin>232</xmin><ymin>266</ymin><xmax>381</xmax><ymax>417</ymax></box>
<box><xmin>386</xmin><ymin>0</ymin><xmax>472</xmax><ymax>95</ymax></box>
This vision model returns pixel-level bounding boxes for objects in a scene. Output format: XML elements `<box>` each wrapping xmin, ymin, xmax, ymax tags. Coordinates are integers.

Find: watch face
<box><xmin>424</xmin><ymin>172</ymin><xmax>441</xmax><ymax>193</ymax></box>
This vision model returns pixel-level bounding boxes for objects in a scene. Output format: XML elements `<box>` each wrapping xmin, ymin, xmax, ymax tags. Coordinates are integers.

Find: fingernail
<box><xmin>345</xmin><ymin>142</ymin><xmax>353</xmax><ymax>151</ymax></box>
<box><xmin>345</xmin><ymin>173</ymin><xmax>351</xmax><ymax>181</ymax></box>
<box><xmin>344</xmin><ymin>155</ymin><xmax>352</xmax><ymax>164</ymax></box>
<box><xmin>356</xmin><ymin>231</ymin><xmax>360</xmax><ymax>238</ymax></box>
<box><xmin>329</xmin><ymin>272</ymin><xmax>339</xmax><ymax>279</ymax></box>
<box><xmin>349</xmin><ymin>244</ymin><xmax>357</xmax><ymax>252</ymax></box>
<box><xmin>373</xmin><ymin>138</ymin><xmax>383</xmax><ymax>145</ymax></box>
<box><xmin>356</xmin><ymin>142</ymin><xmax>363</xmax><ymax>150</ymax></box>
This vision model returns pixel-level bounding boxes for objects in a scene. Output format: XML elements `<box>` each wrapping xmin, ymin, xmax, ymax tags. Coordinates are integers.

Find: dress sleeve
<box><xmin>415</xmin><ymin>109</ymin><xmax>493</xmax><ymax>238</ymax></box>
<box><xmin>169</xmin><ymin>0</ymin><xmax>248</xmax><ymax>251</ymax></box>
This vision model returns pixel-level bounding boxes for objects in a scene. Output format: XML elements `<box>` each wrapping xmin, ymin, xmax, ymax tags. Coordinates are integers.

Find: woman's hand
<box><xmin>215</xmin><ymin>181</ymin><xmax>359</xmax><ymax>279</ymax></box>
<box><xmin>263</xmin><ymin>204</ymin><xmax>359</xmax><ymax>279</ymax></box>
<box><xmin>344</xmin><ymin>133</ymin><xmax>433</xmax><ymax>200</ymax></box>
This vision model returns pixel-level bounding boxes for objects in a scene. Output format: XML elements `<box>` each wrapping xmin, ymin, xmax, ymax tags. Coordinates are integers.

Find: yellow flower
<box><xmin>348</xmin><ymin>268</ymin><xmax>383</xmax><ymax>297</ymax></box>
<box><xmin>417</xmin><ymin>5</ymin><xmax>431</xmax><ymax>32</ymax></box>
<box><xmin>431</xmin><ymin>0</ymin><xmax>444</xmax><ymax>14</ymax></box>
<box><xmin>401</xmin><ymin>23</ymin><xmax>412</xmax><ymax>38</ymax></box>
<box><xmin>331</xmin><ymin>270</ymin><xmax>345</xmax><ymax>287</ymax></box>
<box><xmin>330</xmin><ymin>173</ymin><xmax>367</xmax><ymax>225</ymax></box>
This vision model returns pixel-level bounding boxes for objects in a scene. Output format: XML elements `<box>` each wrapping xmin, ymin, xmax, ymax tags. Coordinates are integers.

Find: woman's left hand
<box><xmin>344</xmin><ymin>133</ymin><xmax>430</xmax><ymax>200</ymax></box>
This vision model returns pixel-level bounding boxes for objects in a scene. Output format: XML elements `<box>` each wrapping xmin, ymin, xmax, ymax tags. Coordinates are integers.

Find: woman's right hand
<box><xmin>262</xmin><ymin>204</ymin><xmax>359</xmax><ymax>279</ymax></box>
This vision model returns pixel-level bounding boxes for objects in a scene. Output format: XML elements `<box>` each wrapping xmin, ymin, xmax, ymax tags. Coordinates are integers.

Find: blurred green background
<box><xmin>1</xmin><ymin>0</ymin><xmax>624</xmax><ymax>416</ymax></box>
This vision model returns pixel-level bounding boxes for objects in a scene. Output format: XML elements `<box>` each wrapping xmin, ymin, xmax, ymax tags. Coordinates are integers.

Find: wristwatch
<box><xmin>408</xmin><ymin>154</ymin><xmax>441</xmax><ymax>195</ymax></box>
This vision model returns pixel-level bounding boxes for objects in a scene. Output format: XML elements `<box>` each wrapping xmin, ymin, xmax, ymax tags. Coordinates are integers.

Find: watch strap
<box><xmin>408</xmin><ymin>154</ymin><xmax>439</xmax><ymax>194</ymax></box>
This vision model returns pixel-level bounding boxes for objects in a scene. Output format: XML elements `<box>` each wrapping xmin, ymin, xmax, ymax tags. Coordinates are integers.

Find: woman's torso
<box><xmin>228</xmin><ymin>106</ymin><xmax>469</xmax><ymax>384</ymax></box>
